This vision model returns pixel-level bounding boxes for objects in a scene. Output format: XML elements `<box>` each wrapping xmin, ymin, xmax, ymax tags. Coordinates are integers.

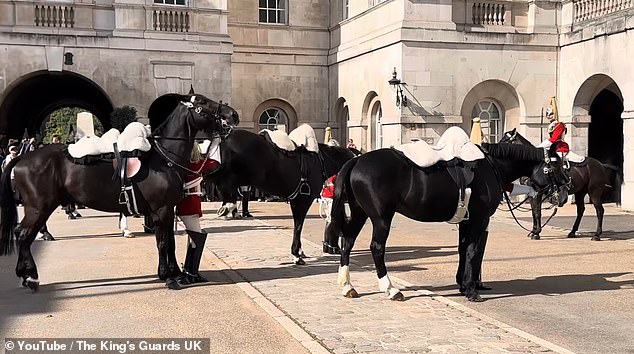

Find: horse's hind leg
<box><xmin>16</xmin><ymin>206</ymin><xmax>52</xmax><ymax>291</ymax></box>
<box><xmin>337</xmin><ymin>205</ymin><xmax>367</xmax><ymax>298</ymax></box>
<box><xmin>289</xmin><ymin>196</ymin><xmax>312</xmax><ymax>265</ymax></box>
<box><xmin>568</xmin><ymin>192</ymin><xmax>586</xmax><ymax>238</ymax></box>
<box><xmin>589</xmin><ymin>191</ymin><xmax>604</xmax><ymax>241</ymax></box>
<box><xmin>369</xmin><ymin>214</ymin><xmax>403</xmax><ymax>301</ymax></box>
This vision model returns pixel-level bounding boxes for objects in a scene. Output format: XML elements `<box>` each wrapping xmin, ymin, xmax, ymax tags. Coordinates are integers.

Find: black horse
<box><xmin>0</xmin><ymin>93</ymin><xmax>239</xmax><ymax>290</ymax></box>
<box><xmin>206</xmin><ymin>129</ymin><xmax>356</xmax><ymax>264</ymax></box>
<box><xmin>326</xmin><ymin>142</ymin><xmax>570</xmax><ymax>302</ymax></box>
<box><xmin>500</xmin><ymin>128</ymin><xmax>622</xmax><ymax>240</ymax></box>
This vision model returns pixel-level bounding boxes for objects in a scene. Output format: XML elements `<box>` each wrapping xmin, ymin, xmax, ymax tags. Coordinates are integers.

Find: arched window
<box><xmin>471</xmin><ymin>100</ymin><xmax>503</xmax><ymax>143</ymax></box>
<box><xmin>258</xmin><ymin>108</ymin><xmax>288</xmax><ymax>132</ymax></box>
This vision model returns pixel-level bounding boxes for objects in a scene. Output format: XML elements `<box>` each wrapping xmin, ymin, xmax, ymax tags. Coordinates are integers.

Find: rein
<box><xmin>479</xmin><ymin>145</ymin><xmax>559</xmax><ymax>232</ymax></box>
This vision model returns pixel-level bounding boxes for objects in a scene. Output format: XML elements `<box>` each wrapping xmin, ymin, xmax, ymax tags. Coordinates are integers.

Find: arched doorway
<box><xmin>0</xmin><ymin>71</ymin><xmax>113</xmax><ymax>143</ymax></box>
<box><xmin>588</xmin><ymin>89</ymin><xmax>623</xmax><ymax>168</ymax></box>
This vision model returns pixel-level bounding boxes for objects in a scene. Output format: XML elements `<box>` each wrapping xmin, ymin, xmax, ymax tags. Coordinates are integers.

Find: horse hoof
<box><xmin>591</xmin><ymin>236</ymin><xmax>601</xmax><ymax>241</ymax></box>
<box><xmin>390</xmin><ymin>292</ymin><xmax>405</xmax><ymax>301</ymax></box>
<box><xmin>293</xmin><ymin>257</ymin><xmax>306</xmax><ymax>266</ymax></box>
<box><xmin>165</xmin><ymin>278</ymin><xmax>182</xmax><ymax>290</ymax></box>
<box><xmin>344</xmin><ymin>288</ymin><xmax>359</xmax><ymax>298</ymax></box>
<box><xmin>468</xmin><ymin>294</ymin><xmax>484</xmax><ymax>302</ymax></box>
<box><xmin>567</xmin><ymin>232</ymin><xmax>577</xmax><ymax>238</ymax></box>
<box><xmin>531</xmin><ymin>234</ymin><xmax>541</xmax><ymax>240</ymax></box>
<box><xmin>26</xmin><ymin>279</ymin><xmax>39</xmax><ymax>292</ymax></box>
<box><xmin>217</xmin><ymin>206</ymin><xmax>228</xmax><ymax>216</ymax></box>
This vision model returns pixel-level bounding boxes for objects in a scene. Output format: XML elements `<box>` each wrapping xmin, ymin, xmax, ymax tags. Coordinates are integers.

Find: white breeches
<box><xmin>509</xmin><ymin>184</ymin><xmax>537</xmax><ymax>197</ymax></box>
<box><xmin>180</xmin><ymin>215</ymin><xmax>202</xmax><ymax>233</ymax></box>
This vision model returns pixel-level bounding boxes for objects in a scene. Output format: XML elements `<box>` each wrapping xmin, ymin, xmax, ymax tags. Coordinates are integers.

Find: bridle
<box><xmin>150</xmin><ymin>96</ymin><xmax>234</xmax><ymax>175</ymax></box>
<box><xmin>480</xmin><ymin>144</ymin><xmax>569</xmax><ymax>232</ymax></box>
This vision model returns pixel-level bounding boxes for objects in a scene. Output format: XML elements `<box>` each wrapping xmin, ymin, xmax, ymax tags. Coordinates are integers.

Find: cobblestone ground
<box><xmin>202</xmin><ymin>217</ymin><xmax>569</xmax><ymax>354</ymax></box>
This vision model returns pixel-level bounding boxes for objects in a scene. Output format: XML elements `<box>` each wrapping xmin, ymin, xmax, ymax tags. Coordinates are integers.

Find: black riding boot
<box><xmin>242</xmin><ymin>192</ymin><xmax>252</xmax><ymax>218</ymax></box>
<box><xmin>180</xmin><ymin>230</ymin><xmax>209</xmax><ymax>285</ymax></box>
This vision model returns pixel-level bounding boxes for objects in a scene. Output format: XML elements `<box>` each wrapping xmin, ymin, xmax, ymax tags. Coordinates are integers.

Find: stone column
<box><xmin>621</xmin><ymin>111</ymin><xmax>634</xmax><ymax>210</ymax></box>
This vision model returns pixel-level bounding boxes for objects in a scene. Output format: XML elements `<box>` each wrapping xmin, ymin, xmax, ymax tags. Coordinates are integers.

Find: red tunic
<box><xmin>548</xmin><ymin>121</ymin><xmax>569</xmax><ymax>153</ymax></box>
<box><xmin>321</xmin><ymin>175</ymin><xmax>337</xmax><ymax>199</ymax></box>
<box><xmin>176</xmin><ymin>159</ymin><xmax>219</xmax><ymax>216</ymax></box>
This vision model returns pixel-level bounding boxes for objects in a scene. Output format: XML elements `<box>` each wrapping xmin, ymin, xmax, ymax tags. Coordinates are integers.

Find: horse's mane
<box><xmin>318</xmin><ymin>143</ymin><xmax>356</xmax><ymax>160</ymax></box>
<box><xmin>482</xmin><ymin>143</ymin><xmax>544</xmax><ymax>162</ymax></box>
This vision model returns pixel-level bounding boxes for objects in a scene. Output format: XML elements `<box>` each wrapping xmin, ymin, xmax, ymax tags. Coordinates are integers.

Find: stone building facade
<box><xmin>0</xmin><ymin>0</ymin><xmax>633</xmax><ymax>207</ymax></box>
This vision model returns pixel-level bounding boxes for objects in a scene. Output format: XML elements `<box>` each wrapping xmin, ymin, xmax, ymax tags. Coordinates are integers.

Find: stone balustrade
<box><xmin>573</xmin><ymin>0</ymin><xmax>634</xmax><ymax>23</ymax></box>
<box><xmin>152</xmin><ymin>9</ymin><xmax>190</xmax><ymax>32</ymax></box>
<box><xmin>33</xmin><ymin>4</ymin><xmax>74</xmax><ymax>28</ymax></box>
<box><xmin>472</xmin><ymin>2</ymin><xmax>506</xmax><ymax>25</ymax></box>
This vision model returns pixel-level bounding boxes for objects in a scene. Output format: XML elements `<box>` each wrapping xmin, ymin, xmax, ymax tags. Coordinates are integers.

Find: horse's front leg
<box><xmin>289</xmin><ymin>196</ymin><xmax>312</xmax><ymax>265</ymax></box>
<box><xmin>457</xmin><ymin>218</ymin><xmax>486</xmax><ymax>302</ymax></box>
<box><xmin>153</xmin><ymin>209</ymin><xmax>182</xmax><ymax>288</ymax></box>
<box><xmin>529</xmin><ymin>196</ymin><xmax>543</xmax><ymax>240</ymax></box>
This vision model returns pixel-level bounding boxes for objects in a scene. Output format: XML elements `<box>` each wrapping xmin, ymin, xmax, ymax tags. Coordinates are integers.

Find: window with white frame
<box><xmin>259</xmin><ymin>108</ymin><xmax>288</xmax><ymax>131</ymax></box>
<box><xmin>368</xmin><ymin>0</ymin><xmax>386</xmax><ymax>7</ymax></box>
<box><xmin>259</xmin><ymin>0</ymin><xmax>287</xmax><ymax>24</ymax></box>
<box><xmin>154</xmin><ymin>0</ymin><xmax>186</xmax><ymax>5</ymax></box>
<box><xmin>471</xmin><ymin>99</ymin><xmax>503</xmax><ymax>143</ymax></box>
<box><xmin>343</xmin><ymin>0</ymin><xmax>350</xmax><ymax>20</ymax></box>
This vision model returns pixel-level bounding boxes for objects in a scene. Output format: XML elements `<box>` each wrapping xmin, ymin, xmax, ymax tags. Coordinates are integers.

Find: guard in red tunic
<box><xmin>176</xmin><ymin>140</ymin><xmax>220</xmax><ymax>284</ymax></box>
<box><xmin>537</xmin><ymin>97</ymin><xmax>570</xmax><ymax>156</ymax></box>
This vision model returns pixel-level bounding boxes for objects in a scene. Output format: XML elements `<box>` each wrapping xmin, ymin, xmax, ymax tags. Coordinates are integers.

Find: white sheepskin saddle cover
<box><xmin>68</xmin><ymin>122</ymin><xmax>151</xmax><ymax>158</ymax></box>
<box><xmin>566</xmin><ymin>151</ymin><xmax>585</xmax><ymax>163</ymax></box>
<box><xmin>261</xmin><ymin>124</ymin><xmax>319</xmax><ymax>153</ymax></box>
<box><xmin>395</xmin><ymin>126</ymin><xmax>484</xmax><ymax>167</ymax></box>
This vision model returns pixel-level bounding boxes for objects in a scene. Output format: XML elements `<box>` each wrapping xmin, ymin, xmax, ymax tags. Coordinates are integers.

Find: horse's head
<box><xmin>500</xmin><ymin>128</ymin><xmax>534</xmax><ymax>147</ymax></box>
<box><xmin>499</xmin><ymin>128</ymin><xmax>519</xmax><ymax>144</ymax></box>
<box><xmin>184</xmin><ymin>94</ymin><xmax>240</xmax><ymax>138</ymax></box>
<box><xmin>530</xmin><ymin>144</ymin><xmax>570</xmax><ymax>207</ymax></box>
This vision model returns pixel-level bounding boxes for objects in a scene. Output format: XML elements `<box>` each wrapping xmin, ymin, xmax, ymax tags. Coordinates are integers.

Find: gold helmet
<box><xmin>546</xmin><ymin>96</ymin><xmax>559</xmax><ymax>121</ymax></box>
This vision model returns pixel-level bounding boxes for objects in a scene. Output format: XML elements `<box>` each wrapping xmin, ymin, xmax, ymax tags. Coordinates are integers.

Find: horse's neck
<box><xmin>493</xmin><ymin>158</ymin><xmax>536</xmax><ymax>183</ymax></box>
<box><xmin>156</xmin><ymin>107</ymin><xmax>194</xmax><ymax>168</ymax></box>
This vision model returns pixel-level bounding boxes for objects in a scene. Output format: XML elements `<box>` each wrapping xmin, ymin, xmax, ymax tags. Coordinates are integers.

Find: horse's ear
<box><xmin>188</xmin><ymin>85</ymin><xmax>195</xmax><ymax>95</ymax></box>
<box><xmin>511</xmin><ymin>128</ymin><xmax>516</xmax><ymax>134</ymax></box>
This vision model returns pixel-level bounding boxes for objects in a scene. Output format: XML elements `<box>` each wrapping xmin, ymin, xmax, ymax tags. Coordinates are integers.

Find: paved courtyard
<box><xmin>1</xmin><ymin>201</ymin><xmax>633</xmax><ymax>353</ymax></box>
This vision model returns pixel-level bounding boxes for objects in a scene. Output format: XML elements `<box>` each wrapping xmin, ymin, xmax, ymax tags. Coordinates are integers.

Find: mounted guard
<box><xmin>537</xmin><ymin>97</ymin><xmax>570</xmax><ymax>167</ymax></box>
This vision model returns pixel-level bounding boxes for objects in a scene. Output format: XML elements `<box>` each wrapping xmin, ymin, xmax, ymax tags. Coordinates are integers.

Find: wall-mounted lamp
<box><xmin>64</xmin><ymin>52</ymin><xmax>73</xmax><ymax>65</ymax></box>
<box><xmin>388</xmin><ymin>67</ymin><xmax>407</xmax><ymax>107</ymax></box>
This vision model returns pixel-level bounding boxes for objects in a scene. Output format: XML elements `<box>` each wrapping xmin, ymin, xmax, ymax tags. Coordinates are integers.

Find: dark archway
<box><xmin>0</xmin><ymin>71</ymin><xmax>113</xmax><ymax>142</ymax></box>
<box><xmin>588</xmin><ymin>89</ymin><xmax>623</xmax><ymax>169</ymax></box>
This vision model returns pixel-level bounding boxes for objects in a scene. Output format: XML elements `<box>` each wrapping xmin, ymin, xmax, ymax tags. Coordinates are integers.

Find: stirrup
<box><xmin>299</xmin><ymin>179</ymin><xmax>311</xmax><ymax>195</ymax></box>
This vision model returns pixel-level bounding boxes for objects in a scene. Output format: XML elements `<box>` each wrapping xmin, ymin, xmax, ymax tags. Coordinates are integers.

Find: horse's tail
<box><xmin>330</xmin><ymin>158</ymin><xmax>358</xmax><ymax>238</ymax></box>
<box><xmin>601</xmin><ymin>163</ymin><xmax>622</xmax><ymax>205</ymax></box>
<box><xmin>0</xmin><ymin>156</ymin><xmax>22</xmax><ymax>256</ymax></box>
